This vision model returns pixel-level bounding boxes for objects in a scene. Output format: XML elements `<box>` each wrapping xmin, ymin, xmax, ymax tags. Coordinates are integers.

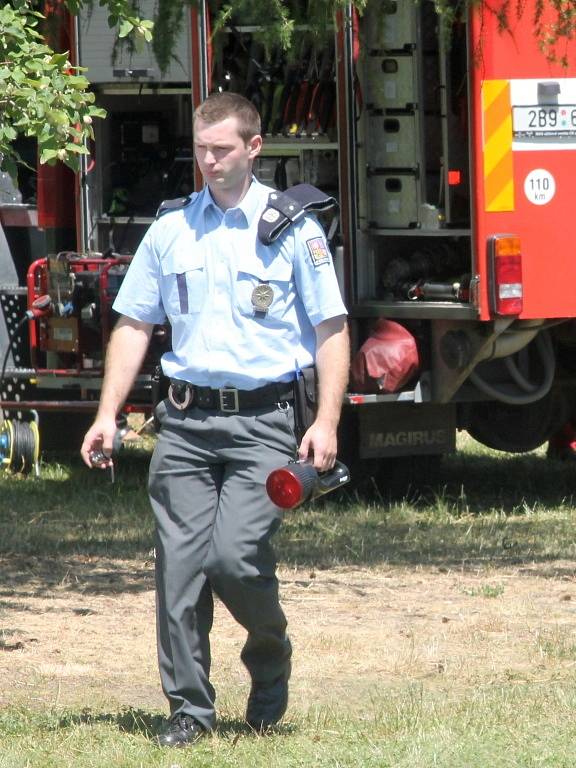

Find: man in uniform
<box><xmin>81</xmin><ymin>92</ymin><xmax>349</xmax><ymax>746</ymax></box>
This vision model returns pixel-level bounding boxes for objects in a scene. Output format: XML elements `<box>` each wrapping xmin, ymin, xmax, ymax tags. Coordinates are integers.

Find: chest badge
<box><xmin>251</xmin><ymin>283</ymin><xmax>274</xmax><ymax>314</ymax></box>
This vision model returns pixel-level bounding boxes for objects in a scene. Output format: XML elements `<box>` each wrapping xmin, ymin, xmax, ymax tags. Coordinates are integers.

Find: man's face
<box><xmin>193</xmin><ymin>116</ymin><xmax>261</xmax><ymax>196</ymax></box>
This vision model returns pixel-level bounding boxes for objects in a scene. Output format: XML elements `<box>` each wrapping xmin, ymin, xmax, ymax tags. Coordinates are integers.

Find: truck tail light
<box><xmin>491</xmin><ymin>236</ymin><xmax>523</xmax><ymax>316</ymax></box>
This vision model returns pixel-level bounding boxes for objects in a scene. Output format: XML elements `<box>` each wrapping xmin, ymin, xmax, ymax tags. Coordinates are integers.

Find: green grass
<box><xmin>461</xmin><ymin>583</ymin><xmax>505</xmax><ymax>598</ymax></box>
<box><xmin>0</xmin><ymin>451</ymin><xmax>153</xmax><ymax>558</ymax></box>
<box><xmin>536</xmin><ymin>626</ymin><xmax>576</xmax><ymax>661</ymax></box>
<box><xmin>1</xmin><ymin>684</ymin><xmax>576</xmax><ymax>767</ymax></box>
<box><xmin>2</xmin><ymin>436</ymin><xmax>576</xmax><ymax>766</ymax></box>
<box><xmin>1</xmin><ymin>437</ymin><xmax>576</xmax><ymax>568</ymax></box>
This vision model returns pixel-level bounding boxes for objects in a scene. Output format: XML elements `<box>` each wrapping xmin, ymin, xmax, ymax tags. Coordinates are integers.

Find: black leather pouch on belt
<box><xmin>293</xmin><ymin>366</ymin><xmax>317</xmax><ymax>442</ymax></box>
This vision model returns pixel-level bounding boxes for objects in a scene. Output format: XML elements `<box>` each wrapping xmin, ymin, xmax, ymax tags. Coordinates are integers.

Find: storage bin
<box><xmin>366</xmin><ymin>110</ymin><xmax>420</xmax><ymax>168</ymax></box>
<box><xmin>364</xmin><ymin>0</ymin><xmax>418</xmax><ymax>52</ymax></box>
<box><xmin>367</xmin><ymin>171</ymin><xmax>420</xmax><ymax>229</ymax></box>
<box><xmin>365</xmin><ymin>54</ymin><xmax>417</xmax><ymax>110</ymax></box>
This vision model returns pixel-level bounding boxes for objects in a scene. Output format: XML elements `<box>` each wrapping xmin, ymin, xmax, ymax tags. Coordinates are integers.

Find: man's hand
<box><xmin>81</xmin><ymin>416</ymin><xmax>118</xmax><ymax>469</ymax></box>
<box><xmin>79</xmin><ymin>315</ymin><xmax>154</xmax><ymax>469</ymax></box>
<box><xmin>302</xmin><ymin>315</ymin><xmax>349</xmax><ymax>472</ymax></box>
<box><xmin>298</xmin><ymin>419</ymin><xmax>337</xmax><ymax>472</ymax></box>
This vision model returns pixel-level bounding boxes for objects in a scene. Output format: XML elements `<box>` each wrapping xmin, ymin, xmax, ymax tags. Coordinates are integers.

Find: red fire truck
<box><xmin>1</xmin><ymin>0</ymin><xmax>576</xmax><ymax>477</ymax></box>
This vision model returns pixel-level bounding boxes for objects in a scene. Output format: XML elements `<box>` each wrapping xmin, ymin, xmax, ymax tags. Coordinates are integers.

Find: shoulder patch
<box><xmin>306</xmin><ymin>237</ymin><xmax>331</xmax><ymax>267</ymax></box>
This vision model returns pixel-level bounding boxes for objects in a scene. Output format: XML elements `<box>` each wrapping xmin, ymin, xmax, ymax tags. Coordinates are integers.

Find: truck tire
<box><xmin>464</xmin><ymin>389</ymin><xmax>567</xmax><ymax>453</ymax></box>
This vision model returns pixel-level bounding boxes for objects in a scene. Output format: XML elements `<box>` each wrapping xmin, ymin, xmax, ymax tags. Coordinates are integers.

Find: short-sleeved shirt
<box><xmin>112</xmin><ymin>177</ymin><xmax>347</xmax><ymax>390</ymax></box>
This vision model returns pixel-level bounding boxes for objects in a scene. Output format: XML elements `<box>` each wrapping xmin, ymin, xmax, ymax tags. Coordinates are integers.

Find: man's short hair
<box><xmin>194</xmin><ymin>92</ymin><xmax>261</xmax><ymax>143</ymax></box>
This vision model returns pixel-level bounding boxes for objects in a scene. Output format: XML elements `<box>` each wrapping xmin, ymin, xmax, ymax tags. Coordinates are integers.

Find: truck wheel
<box><xmin>464</xmin><ymin>390</ymin><xmax>567</xmax><ymax>453</ymax></box>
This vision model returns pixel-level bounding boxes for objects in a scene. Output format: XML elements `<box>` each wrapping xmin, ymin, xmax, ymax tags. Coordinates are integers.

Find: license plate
<box><xmin>513</xmin><ymin>105</ymin><xmax>576</xmax><ymax>138</ymax></box>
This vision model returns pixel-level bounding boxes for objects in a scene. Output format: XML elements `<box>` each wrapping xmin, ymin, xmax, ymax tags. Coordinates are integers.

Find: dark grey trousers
<box><xmin>148</xmin><ymin>399</ymin><xmax>297</xmax><ymax>729</ymax></box>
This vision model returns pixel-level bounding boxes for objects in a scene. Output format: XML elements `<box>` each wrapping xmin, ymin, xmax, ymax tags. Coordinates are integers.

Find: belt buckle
<box><xmin>168</xmin><ymin>382</ymin><xmax>193</xmax><ymax>411</ymax></box>
<box><xmin>219</xmin><ymin>387</ymin><xmax>239</xmax><ymax>413</ymax></box>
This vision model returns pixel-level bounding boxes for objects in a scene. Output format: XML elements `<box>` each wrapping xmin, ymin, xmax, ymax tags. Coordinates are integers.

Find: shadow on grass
<box><xmin>0</xmin><ymin>448</ymin><xmax>153</xmax><ymax>556</ymax></box>
<box><xmin>1</xmin><ymin>444</ymin><xmax>576</xmax><ymax>589</ymax></box>
<box><xmin>349</xmin><ymin>449</ymin><xmax>576</xmax><ymax>513</ymax></box>
<box><xmin>276</xmin><ymin>448</ymin><xmax>576</xmax><ymax>570</ymax></box>
<box><xmin>55</xmin><ymin>707</ymin><xmax>294</xmax><ymax>740</ymax></box>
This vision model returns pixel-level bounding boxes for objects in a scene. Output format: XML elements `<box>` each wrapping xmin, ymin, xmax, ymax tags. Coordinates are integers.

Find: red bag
<box><xmin>350</xmin><ymin>319</ymin><xmax>420</xmax><ymax>393</ymax></box>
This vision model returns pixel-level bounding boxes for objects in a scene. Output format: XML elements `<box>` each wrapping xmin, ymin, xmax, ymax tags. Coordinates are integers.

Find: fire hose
<box><xmin>469</xmin><ymin>329</ymin><xmax>555</xmax><ymax>406</ymax></box>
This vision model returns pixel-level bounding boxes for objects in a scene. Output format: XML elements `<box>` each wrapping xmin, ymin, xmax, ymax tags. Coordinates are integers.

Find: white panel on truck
<box><xmin>78</xmin><ymin>1</ymin><xmax>191</xmax><ymax>83</ymax></box>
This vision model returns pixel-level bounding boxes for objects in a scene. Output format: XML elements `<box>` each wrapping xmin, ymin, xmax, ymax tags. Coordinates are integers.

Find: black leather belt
<box><xmin>168</xmin><ymin>379</ymin><xmax>294</xmax><ymax>413</ymax></box>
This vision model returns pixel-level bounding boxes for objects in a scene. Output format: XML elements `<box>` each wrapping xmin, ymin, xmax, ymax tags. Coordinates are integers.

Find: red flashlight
<box><xmin>266</xmin><ymin>460</ymin><xmax>350</xmax><ymax>510</ymax></box>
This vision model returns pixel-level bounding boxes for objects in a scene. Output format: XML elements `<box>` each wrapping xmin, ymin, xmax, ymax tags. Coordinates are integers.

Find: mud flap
<box><xmin>357</xmin><ymin>403</ymin><xmax>456</xmax><ymax>458</ymax></box>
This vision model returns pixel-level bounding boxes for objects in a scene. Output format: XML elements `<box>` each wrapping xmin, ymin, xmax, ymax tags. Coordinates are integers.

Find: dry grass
<box><xmin>1</xmin><ymin>557</ymin><xmax>576</xmax><ymax>717</ymax></box>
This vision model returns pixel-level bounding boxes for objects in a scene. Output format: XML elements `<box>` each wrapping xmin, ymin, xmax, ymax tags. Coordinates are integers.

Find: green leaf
<box><xmin>49</xmin><ymin>52</ymin><xmax>71</xmax><ymax>67</ymax></box>
<box><xmin>64</xmin><ymin>143</ymin><xmax>89</xmax><ymax>155</ymax></box>
<box><xmin>39</xmin><ymin>147</ymin><xmax>59</xmax><ymax>164</ymax></box>
<box><xmin>65</xmin><ymin>75</ymin><xmax>90</xmax><ymax>90</ymax></box>
<box><xmin>24</xmin><ymin>60</ymin><xmax>44</xmax><ymax>73</ymax></box>
<box><xmin>2</xmin><ymin>125</ymin><xmax>17</xmax><ymax>141</ymax></box>
<box><xmin>48</xmin><ymin>109</ymin><xmax>70</xmax><ymax>127</ymax></box>
<box><xmin>118</xmin><ymin>19</ymin><xmax>134</xmax><ymax>38</ymax></box>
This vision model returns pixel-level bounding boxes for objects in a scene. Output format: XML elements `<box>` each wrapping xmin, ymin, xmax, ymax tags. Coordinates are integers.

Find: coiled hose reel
<box><xmin>0</xmin><ymin>298</ymin><xmax>48</xmax><ymax>476</ymax></box>
<box><xmin>0</xmin><ymin>417</ymin><xmax>40</xmax><ymax>475</ymax></box>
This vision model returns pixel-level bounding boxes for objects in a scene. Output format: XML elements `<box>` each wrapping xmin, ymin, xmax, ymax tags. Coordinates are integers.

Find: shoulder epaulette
<box><xmin>258</xmin><ymin>183</ymin><xmax>338</xmax><ymax>245</ymax></box>
<box><xmin>156</xmin><ymin>196</ymin><xmax>192</xmax><ymax>219</ymax></box>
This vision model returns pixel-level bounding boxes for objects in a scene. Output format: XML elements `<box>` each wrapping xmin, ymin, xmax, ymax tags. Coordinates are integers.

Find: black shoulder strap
<box><xmin>156</xmin><ymin>196</ymin><xmax>191</xmax><ymax>219</ymax></box>
<box><xmin>258</xmin><ymin>183</ymin><xmax>338</xmax><ymax>245</ymax></box>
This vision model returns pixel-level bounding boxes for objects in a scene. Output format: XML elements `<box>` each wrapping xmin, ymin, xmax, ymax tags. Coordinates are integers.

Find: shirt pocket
<box><xmin>236</xmin><ymin>255</ymin><xmax>293</xmax><ymax>320</ymax></box>
<box><xmin>160</xmin><ymin>251</ymin><xmax>206</xmax><ymax>316</ymax></box>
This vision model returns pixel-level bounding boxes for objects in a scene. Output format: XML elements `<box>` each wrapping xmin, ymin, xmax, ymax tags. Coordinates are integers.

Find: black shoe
<box><xmin>246</xmin><ymin>674</ymin><xmax>289</xmax><ymax>730</ymax></box>
<box><xmin>156</xmin><ymin>714</ymin><xmax>205</xmax><ymax>747</ymax></box>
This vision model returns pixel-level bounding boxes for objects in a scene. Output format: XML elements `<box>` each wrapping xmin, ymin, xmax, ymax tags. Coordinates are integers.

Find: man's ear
<box><xmin>248</xmin><ymin>134</ymin><xmax>263</xmax><ymax>159</ymax></box>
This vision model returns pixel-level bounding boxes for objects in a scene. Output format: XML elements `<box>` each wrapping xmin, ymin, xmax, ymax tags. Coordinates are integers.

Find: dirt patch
<box><xmin>1</xmin><ymin>556</ymin><xmax>575</xmax><ymax>717</ymax></box>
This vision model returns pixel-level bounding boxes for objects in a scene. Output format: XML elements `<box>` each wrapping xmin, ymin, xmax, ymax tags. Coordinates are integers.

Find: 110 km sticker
<box><xmin>523</xmin><ymin>169</ymin><xmax>556</xmax><ymax>205</ymax></box>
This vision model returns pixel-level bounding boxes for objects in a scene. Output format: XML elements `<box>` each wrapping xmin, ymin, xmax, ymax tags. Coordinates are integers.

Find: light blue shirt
<box><xmin>113</xmin><ymin>177</ymin><xmax>347</xmax><ymax>390</ymax></box>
